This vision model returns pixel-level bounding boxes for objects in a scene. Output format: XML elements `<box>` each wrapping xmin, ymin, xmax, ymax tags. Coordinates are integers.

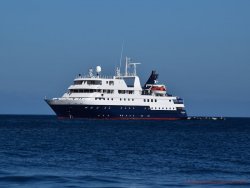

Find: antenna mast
<box><xmin>119</xmin><ymin>42</ymin><xmax>124</xmax><ymax>70</ymax></box>
<box><xmin>129</xmin><ymin>62</ymin><xmax>141</xmax><ymax>76</ymax></box>
<box><xmin>125</xmin><ymin>57</ymin><xmax>141</xmax><ymax>76</ymax></box>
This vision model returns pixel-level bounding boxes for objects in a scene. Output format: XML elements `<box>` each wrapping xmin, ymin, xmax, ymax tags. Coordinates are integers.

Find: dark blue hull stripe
<box><xmin>48</xmin><ymin>104</ymin><xmax>187</xmax><ymax>119</ymax></box>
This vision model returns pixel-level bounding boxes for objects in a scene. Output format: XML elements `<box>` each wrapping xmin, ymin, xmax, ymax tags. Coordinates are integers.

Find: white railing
<box><xmin>75</xmin><ymin>75</ymin><xmax>113</xmax><ymax>79</ymax></box>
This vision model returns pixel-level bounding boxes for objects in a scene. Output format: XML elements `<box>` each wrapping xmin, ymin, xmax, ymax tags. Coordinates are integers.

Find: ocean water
<box><xmin>0</xmin><ymin>116</ymin><xmax>250</xmax><ymax>188</ymax></box>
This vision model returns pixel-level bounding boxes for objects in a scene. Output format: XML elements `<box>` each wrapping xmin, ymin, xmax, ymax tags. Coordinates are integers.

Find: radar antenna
<box><xmin>129</xmin><ymin>62</ymin><xmax>141</xmax><ymax>76</ymax></box>
<box><xmin>125</xmin><ymin>57</ymin><xmax>141</xmax><ymax>76</ymax></box>
<box><xmin>89</xmin><ymin>68</ymin><xmax>93</xmax><ymax>77</ymax></box>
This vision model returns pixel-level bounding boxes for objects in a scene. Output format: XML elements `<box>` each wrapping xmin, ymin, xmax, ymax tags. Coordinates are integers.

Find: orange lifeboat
<box><xmin>150</xmin><ymin>85</ymin><xmax>167</xmax><ymax>95</ymax></box>
<box><xmin>151</xmin><ymin>86</ymin><xmax>166</xmax><ymax>91</ymax></box>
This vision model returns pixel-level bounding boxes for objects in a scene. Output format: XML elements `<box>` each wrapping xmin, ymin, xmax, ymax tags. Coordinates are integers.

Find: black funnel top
<box><xmin>143</xmin><ymin>70</ymin><xmax>158</xmax><ymax>89</ymax></box>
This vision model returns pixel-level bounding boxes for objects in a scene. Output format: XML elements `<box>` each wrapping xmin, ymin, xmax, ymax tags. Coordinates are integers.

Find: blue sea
<box><xmin>0</xmin><ymin>116</ymin><xmax>250</xmax><ymax>188</ymax></box>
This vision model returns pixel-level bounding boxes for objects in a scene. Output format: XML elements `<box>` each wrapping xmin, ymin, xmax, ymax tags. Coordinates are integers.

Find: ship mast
<box><xmin>125</xmin><ymin>57</ymin><xmax>141</xmax><ymax>76</ymax></box>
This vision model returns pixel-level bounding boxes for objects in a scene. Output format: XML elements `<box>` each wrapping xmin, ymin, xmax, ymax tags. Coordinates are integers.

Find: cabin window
<box><xmin>118</xmin><ymin>90</ymin><xmax>134</xmax><ymax>94</ymax></box>
<box><xmin>147</xmin><ymin>99</ymin><xmax>149</xmax><ymax>102</ymax></box>
<box><xmin>74</xmin><ymin>80</ymin><xmax>83</xmax><ymax>85</ymax></box>
<box><xmin>86</xmin><ymin>80</ymin><xmax>102</xmax><ymax>85</ymax></box>
<box><xmin>127</xmin><ymin>90</ymin><xmax>134</xmax><ymax>94</ymax></box>
<box><xmin>118</xmin><ymin>90</ymin><xmax>126</xmax><ymax>94</ymax></box>
<box><xmin>155</xmin><ymin>99</ymin><xmax>157</xmax><ymax>102</ymax></box>
<box><xmin>151</xmin><ymin>99</ymin><xmax>153</xmax><ymax>102</ymax></box>
<box><xmin>109</xmin><ymin>81</ymin><xmax>114</xmax><ymax>85</ymax></box>
<box><xmin>169</xmin><ymin>100</ymin><xmax>172</xmax><ymax>102</ymax></box>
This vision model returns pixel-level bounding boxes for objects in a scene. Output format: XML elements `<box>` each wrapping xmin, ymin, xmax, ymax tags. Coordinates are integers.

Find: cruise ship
<box><xmin>45</xmin><ymin>57</ymin><xmax>187</xmax><ymax>120</ymax></box>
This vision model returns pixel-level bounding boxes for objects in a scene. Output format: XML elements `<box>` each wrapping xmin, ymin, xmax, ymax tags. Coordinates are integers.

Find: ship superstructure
<box><xmin>45</xmin><ymin>57</ymin><xmax>187</xmax><ymax>120</ymax></box>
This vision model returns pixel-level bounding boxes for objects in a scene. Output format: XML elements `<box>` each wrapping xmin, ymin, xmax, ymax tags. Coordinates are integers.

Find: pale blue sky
<box><xmin>0</xmin><ymin>0</ymin><xmax>250</xmax><ymax>117</ymax></box>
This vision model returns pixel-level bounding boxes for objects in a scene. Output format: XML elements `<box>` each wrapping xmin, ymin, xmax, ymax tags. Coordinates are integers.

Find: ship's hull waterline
<box><xmin>46</xmin><ymin>102</ymin><xmax>187</xmax><ymax>120</ymax></box>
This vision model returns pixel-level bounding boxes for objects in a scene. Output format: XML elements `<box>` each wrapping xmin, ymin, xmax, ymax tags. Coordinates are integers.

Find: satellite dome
<box><xmin>96</xmin><ymin>66</ymin><xmax>102</xmax><ymax>73</ymax></box>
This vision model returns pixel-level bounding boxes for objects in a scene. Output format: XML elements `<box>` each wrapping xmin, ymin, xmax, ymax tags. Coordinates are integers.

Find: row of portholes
<box><xmin>120</xmin><ymin>107</ymin><xmax>135</xmax><ymax>110</ymax></box>
<box><xmin>120</xmin><ymin>98</ymin><xmax>135</xmax><ymax>101</ymax></box>
<box><xmin>120</xmin><ymin>114</ymin><xmax>135</xmax><ymax>117</ymax></box>
<box><xmin>84</xmin><ymin>106</ymin><xmax>111</xmax><ymax>110</ymax></box>
<box><xmin>119</xmin><ymin>115</ymin><xmax>150</xmax><ymax>117</ymax></box>
<box><xmin>95</xmin><ymin>98</ymin><xmax>136</xmax><ymax>101</ymax></box>
<box><xmin>151</xmin><ymin>107</ymin><xmax>176</xmax><ymax>110</ymax></box>
<box><xmin>95</xmin><ymin>98</ymin><xmax>114</xmax><ymax>101</ymax></box>
<box><xmin>97</xmin><ymin>114</ymin><xmax>110</xmax><ymax>117</ymax></box>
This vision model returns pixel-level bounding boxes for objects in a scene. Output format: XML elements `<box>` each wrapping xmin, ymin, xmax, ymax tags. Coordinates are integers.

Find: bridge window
<box><xmin>74</xmin><ymin>80</ymin><xmax>83</xmax><ymax>85</ymax></box>
<box><xmin>86</xmin><ymin>80</ymin><xmax>102</xmax><ymax>85</ymax></box>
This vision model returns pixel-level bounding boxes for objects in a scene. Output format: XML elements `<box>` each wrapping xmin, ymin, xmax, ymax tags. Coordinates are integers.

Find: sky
<box><xmin>0</xmin><ymin>0</ymin><xmax>250</xmax><ymax>117</ymax></box>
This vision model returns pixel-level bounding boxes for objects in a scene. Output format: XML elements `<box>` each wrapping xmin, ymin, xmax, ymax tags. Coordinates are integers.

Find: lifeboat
<box><xmin>150</xmin><ymin>85</ymin><xmax>167</xmax><ymax>95</ymax></box>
